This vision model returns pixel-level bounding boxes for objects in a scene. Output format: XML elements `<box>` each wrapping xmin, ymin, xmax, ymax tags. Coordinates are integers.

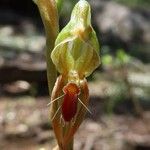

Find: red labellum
<box><xmin>62</xmin><ymin>83</ymin><xmax>80</xmax><ymax>122</ymax></box>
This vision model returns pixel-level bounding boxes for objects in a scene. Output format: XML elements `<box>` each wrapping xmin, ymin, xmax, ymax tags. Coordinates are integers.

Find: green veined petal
<box><xmin>51</xmin><ymin>0</ymin><xmax>100</xmax><ymax>78</ymax></box>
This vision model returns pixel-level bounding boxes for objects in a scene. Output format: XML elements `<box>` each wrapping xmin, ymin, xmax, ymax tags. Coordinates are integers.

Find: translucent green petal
<box><xmin>51</xmin><ymin>0</ymin><xmax>100</xmax><ymax>78</ymax></box>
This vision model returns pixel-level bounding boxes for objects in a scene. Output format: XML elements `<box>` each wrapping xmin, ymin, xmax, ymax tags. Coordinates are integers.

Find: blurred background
<box><xmin>0</xmin><ymin>0</ymin><xmax>149</xmax><ymax>149</ymax></box>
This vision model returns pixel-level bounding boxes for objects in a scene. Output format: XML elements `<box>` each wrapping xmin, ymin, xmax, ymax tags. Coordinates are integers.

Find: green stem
<box><xmin>46</xmin><ymin>40</ymin><xmax>57</xmax><ymax>96</ymax></box>
<box><xmin>34</xmin><ymin>0</ymin><xmax>59</xmax><ymax>95</ymax></box>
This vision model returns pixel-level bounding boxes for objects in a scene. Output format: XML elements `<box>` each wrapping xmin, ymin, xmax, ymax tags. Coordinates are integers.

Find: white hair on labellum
<box><xmin>78</xmin><ymin>98</ymin><xmax>92</xmax><ymax>114</ymax></box>
<box><xmin>47</xmin><ymin>94</ymin><xmax>65</xmax><ymax>106</ymax></box>
<box><xmin>51</xmin><ymin>105</ymin><xmax>62</xmax><ymax>121</ymax></box>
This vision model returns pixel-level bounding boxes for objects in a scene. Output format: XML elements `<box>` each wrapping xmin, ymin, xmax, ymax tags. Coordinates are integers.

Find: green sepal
<box><xmin>51</xmin><ymin>0</ymin><xmax>100</xmax><ymax>78</ymax></box>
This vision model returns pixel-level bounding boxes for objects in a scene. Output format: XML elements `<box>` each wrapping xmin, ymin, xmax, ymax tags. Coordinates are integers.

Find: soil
<box><xmin>0</xmin><ymin>96</ymin><xmax>149</xmax><ymax>150</ymax></box>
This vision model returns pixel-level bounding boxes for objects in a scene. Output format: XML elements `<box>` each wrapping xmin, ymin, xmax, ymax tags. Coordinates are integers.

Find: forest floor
<box><xmin>0</xmin><ymin>96</ymin><xmax>149</xmax><ymax>150</ymax></box>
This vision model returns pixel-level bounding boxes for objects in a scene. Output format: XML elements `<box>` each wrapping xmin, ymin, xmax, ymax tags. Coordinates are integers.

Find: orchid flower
<box><xmin>33</xmin><ymin>0</ymin><xmax>100</xmax><ymax>149</ymax></box>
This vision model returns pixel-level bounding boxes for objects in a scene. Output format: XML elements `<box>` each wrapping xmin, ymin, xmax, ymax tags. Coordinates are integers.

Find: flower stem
<box><xmin>46</xmin><ymin>39</ymin><xmax>57</xmax><ymax>96</ymax></box>
<box><xmin>34</xmin><ymin>0</ymin><xmax>59</xmax><ymax>95</ymax></box>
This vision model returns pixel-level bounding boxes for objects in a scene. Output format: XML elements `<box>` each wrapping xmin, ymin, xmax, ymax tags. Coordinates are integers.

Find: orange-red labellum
<box><xmin>62</xmin><ymin>83</ymin><xmax>80</xmax><ymax>122</ymax></box>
